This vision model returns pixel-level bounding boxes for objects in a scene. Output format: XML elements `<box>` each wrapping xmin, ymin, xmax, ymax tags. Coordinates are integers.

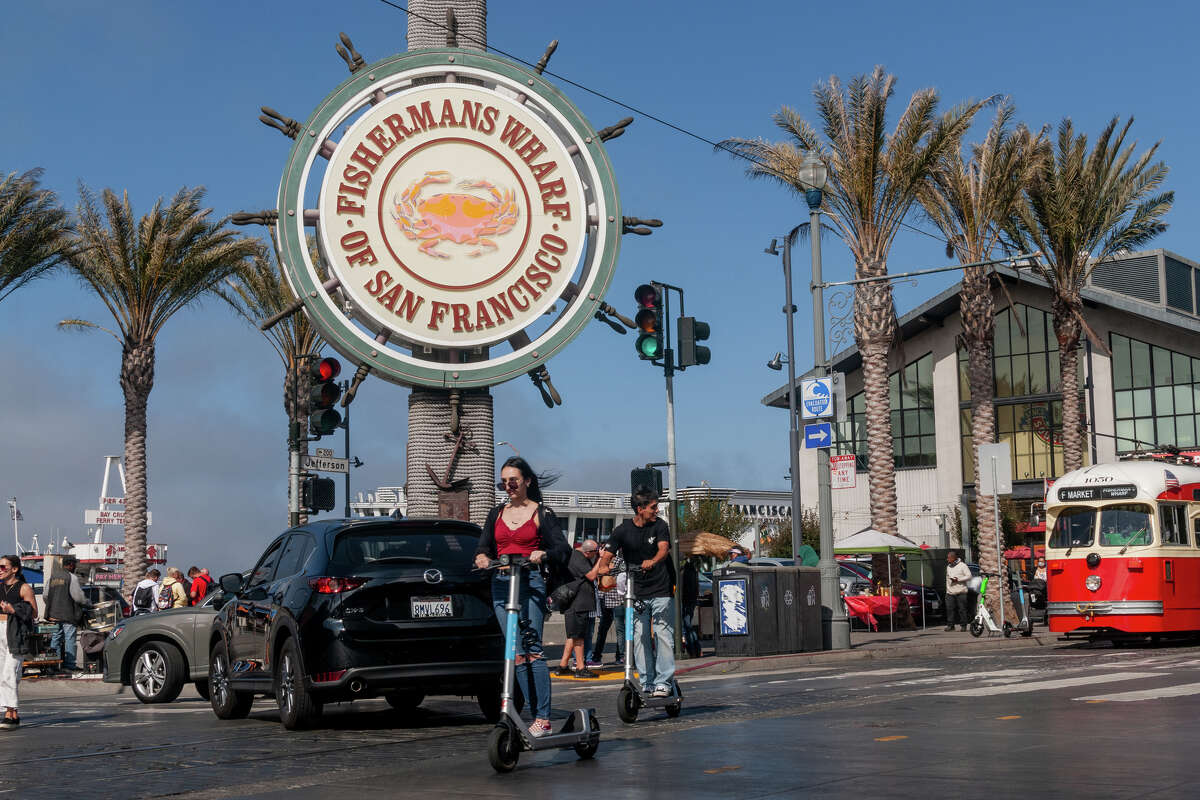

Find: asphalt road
<box><xmin>7</xmin><ymin>642</ymin><xmax>1200</xmax><ymax>799</ymax></box>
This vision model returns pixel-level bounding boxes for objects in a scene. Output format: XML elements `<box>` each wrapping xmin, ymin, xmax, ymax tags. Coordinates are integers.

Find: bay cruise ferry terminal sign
<box><xmin>276</xmin><ymin>49</ymin><xmax>621</xmax><ymax>389</ymax></box>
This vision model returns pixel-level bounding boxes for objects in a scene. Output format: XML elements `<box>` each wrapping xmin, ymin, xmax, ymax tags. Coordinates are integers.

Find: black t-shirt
<box><xmin>605</xmin><ymin>518</ymin><xmax>672</xmax><ymax>599</ymax></box>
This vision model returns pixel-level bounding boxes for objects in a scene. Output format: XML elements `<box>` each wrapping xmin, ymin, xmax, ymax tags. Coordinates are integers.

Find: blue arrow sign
<box><xmin>804</xmin><ymin>422</ymin><xmax>832</xmax><ymax>449</ymax></box>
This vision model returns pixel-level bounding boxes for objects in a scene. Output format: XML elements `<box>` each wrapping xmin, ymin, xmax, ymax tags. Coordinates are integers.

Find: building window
<box><xmin>574</xmin><ymin>517</ymin><xmax>615</xmax><ymax>544</ymax></box>
<box><xmin>1111</xmin><ymin>333</ymin><xmax>1200</xmax><ymax>452</ymax></box>
<box><xmin>836</xmin><ymin>352</ymin><xmax>935</xmax><ymax>470</ymax></box>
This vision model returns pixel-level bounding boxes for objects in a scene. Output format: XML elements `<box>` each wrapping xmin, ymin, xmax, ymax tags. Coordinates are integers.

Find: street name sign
<box><xmin>302</xmin><ymin>454</ymin><xmax>349</xmax><ymax>474</ymax></box>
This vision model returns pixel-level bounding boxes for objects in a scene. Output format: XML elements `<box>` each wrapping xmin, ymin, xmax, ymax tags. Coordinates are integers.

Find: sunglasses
<box><xmin>496</xmin><ymin>478</ymin><xmax>523</xmax><ymax>490</ymax></box>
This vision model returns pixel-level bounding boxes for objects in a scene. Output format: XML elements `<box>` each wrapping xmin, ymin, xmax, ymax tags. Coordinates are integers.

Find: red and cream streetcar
<box><xmin>1045</xmin><ymin>459</ymin><xmax>1200</xmax><ymax>640</ymax></box>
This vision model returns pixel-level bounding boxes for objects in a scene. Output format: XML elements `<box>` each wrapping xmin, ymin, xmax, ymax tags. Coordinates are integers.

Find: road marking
<box><xmin>881</xmin><ymin>669</ymin><xmax>1037</xmax><ymax>687</ymax></box>
<box><xmin>765</xmin><ymin>667</ymin><xmax>940</xmax><ymax>686</ymax></box>
<box><xmin>875</xmin><ymin>735</ymin><xmax>907</xmax><ymax>741</ymax></box>
<box><xmin>996</xmin><ymin>715</ymin><xmax>1021</xmax><ymax>720</ymax></box>
<box><xmin>928</xmin><ymin>671</ymin><xmax>1160</xmax><ymax>697</ymax></box>
<box><xmin>1074</xmin><ymin>682</ymin><xmax>1200</xmax><ymax>703</ymax></box>
<box><xmin>704</xmin><ymin>766</ymin><xmax>742</xmax><ymax>774</ymax></box>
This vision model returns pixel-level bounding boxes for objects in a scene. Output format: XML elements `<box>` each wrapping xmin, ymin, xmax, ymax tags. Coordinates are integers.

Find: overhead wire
<box><xmin>374</xmin><ymin>0</ymin><xmax>959</xmax><ymax>248</ymax></box>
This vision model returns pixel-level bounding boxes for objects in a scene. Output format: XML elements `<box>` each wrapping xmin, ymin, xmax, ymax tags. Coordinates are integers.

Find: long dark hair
<box><xmin>1</xmin><ymin>554</ymin><xmax>23</xmax><ymax>583</ymax></box>
<box><xmin>501</xmin><ymin>456</ymin><xmax>558</xmax><ymax>504</ymax></box>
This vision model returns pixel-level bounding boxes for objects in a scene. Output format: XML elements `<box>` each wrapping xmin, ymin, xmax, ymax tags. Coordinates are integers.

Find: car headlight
<box><xmin>1085</xmin><ymin>575</ymin><xmax>1102</xmax><ymax>592</ymax></box>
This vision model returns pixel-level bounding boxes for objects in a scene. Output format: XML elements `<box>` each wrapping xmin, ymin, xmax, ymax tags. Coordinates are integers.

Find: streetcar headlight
<box><xmin>1085</xmin><ymin>575</ymin><xmax>1102</xmax><ymax>592</ymax></box>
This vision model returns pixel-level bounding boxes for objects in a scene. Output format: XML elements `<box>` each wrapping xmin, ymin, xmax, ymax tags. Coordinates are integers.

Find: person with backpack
<box><xmin>157</xmin><ymin>568</ymin><xmax>188</xmax><ymax>610</ymax></box>
<box><xmin>187</xmin><ymin>566</ymin><xmax>214</xmax><ymax>606</ymax></box>
<box><xmin>131</xmin><ymin>569</ymin><xmax>160</xmax><ymax>615</ymax></box>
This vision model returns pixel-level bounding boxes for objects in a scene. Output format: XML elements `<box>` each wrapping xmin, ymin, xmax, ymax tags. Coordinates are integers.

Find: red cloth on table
<box><xmin>843</xmin><ymin>595</ymin><xmax>900</xmax><ymax>631</ymax></box>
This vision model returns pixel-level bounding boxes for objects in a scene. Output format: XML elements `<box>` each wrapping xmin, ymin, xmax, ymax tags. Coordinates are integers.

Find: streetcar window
<box><xmin>1050</xmin><ymin>507</ymin><xmax>1095</xmax><ymax>548</ymax></box>
<box><xmin>1160</xmin><ymin>505</ymin><xmax>1189</xmax><ymax>546</ymax></box>
<box><xmin>1098</xmin><ymin>504</ymin><xmax>1153</xmax><ymax>547</ymax></box>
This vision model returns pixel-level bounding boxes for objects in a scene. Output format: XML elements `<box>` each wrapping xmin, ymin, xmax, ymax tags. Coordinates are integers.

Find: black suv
<box><xmin>208</xmin><ymin>518</ymin><xmax>503</xmax><ymax>729</ymax></box>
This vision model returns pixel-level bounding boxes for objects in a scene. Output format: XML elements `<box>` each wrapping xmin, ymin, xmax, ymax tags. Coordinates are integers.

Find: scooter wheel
<box><xmin>665</xmin><ymin>699</ymin><xmax>682</xmax><ymax>718</ymax></box>
<box><xmin>488</xmin><ymin>725</ymin><xmax>520</xmax><ymax>773</ymax></box>
<box><xmin>1003</xmin><ymin>622</ymin><xmax>1013</xmax><ymax>638</ymax></box>
<box><xmin>1021</xmin><ymin>626</ymin><xmax>1034</xmax><ymax>638</ymax></box>
<box><xmin>574</xmin><ymin>714</ymin><xmax>600</xmax><ymax>759</ymax></box>
<box><xmin>969</xmin><ymin>621</ymin><xmax>984</xmax><ymax>638</ymax></box>
<box><xmin>617</xmin><ymin>686</ymin><xmax>639</xmax><ymax>723</ymax></box>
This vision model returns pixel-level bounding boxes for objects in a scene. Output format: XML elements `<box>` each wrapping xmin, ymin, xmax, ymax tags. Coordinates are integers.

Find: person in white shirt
<box><xmin>131</xmin><ymin>569</ymin><xmax>161</xmax><ymax>616</ymax></box>
<box><xmin>944</xmin><ymin>550</ymin><xmax>972</xmax><ymax>632</ymax></box>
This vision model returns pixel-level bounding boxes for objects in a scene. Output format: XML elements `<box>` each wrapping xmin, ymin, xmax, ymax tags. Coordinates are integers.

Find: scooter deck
<box><xmin>511</xmin><ymin>707</ymin><xmax>598</xmax><ymax>752</ymax></box>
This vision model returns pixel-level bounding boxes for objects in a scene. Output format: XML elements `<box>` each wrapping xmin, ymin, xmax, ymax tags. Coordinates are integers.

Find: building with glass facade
<box><xmin>763</xmin><ymin>248</ymin><xmax>1200</xmax><ymax>549</ymax></box>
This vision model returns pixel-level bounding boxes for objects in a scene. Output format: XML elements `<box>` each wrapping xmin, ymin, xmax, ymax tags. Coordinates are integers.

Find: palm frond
<box><xmin>0</xmin><ymin>168</ymin><xmax>73</xmax><ymax>303</ymax></box>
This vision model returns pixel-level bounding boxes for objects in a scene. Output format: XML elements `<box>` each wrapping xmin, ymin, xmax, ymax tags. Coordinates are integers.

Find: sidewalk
<box><xmin>543</xmin><ymin>615</ymin><xmax>1061</xmax><ymax>682</ymax></box>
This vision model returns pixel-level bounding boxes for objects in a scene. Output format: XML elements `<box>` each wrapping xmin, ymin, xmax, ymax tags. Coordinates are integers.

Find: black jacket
<box><xmin>4</xmin><ymin>583</ymin><xmax>35</xmax><ymax>657</ymax></box>
<box><xmin>476</xmin><ymin>503</ymin><xmax>571</xmax><ymax>588</ymax></box>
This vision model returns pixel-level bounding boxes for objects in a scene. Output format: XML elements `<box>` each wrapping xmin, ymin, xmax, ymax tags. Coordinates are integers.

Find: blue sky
<box><xmin>2</xmin><ymin>1</ymin><xmax>1197</xmax><ymax>576</ymax></box>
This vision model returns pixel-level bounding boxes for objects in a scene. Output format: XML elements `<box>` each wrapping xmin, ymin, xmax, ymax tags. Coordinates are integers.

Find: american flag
<box><xmin>1165</xmin><ymin>469</ymin><xmax>1180</xmax><ymax>490</ymax></box>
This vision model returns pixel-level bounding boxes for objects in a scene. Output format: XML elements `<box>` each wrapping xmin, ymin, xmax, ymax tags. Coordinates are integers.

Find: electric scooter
<box><xmin>1003</xmin><ymin>567</ymin><xmax>1035</xmax><ymax>638</ymax></box>
<box><xmin>483</xmin><ymin>555</ymin><xmax>600</xmax><ymax>773</ymax></box>
<box><xmin>616</xmin><ymin>565</ymin><xmax>682</xmax><ymax>723</ymax></box>
<box><xmin>968</xmin><ymin>572</ymin><xmax>1003</xmax><ymax>637</ymax></box>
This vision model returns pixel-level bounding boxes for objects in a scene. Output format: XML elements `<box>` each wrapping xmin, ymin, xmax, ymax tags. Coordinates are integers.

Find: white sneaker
<box><xmin>652</xmin><ymin>685</ymin><xmax>670</xmax><ymax>697</ymax></box>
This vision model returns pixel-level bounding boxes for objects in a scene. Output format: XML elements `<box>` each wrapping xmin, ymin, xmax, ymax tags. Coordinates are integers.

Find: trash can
<box><xmin>713</xmin><ymin>565</ymin><xmax>779</xmax><ymax>657</ymax></box>
<box><xmin>775</xmin><ymin>567</ymin><xmax>799</xmax><ymax>654</ymax></box>
<box><xmin>796</xmin><ymin>567</ymin><xmax>822</xmax><ymax>651</ymax></box>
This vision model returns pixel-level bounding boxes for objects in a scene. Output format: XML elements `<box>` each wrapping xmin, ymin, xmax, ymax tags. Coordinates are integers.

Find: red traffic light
<box><xmin>311</xmin><ymin>357</ymin><xmax>341</xmax><ymax>381</ymax></box>
<box><xmin>634</xmin><ymin>284</ymin><xmax>661</xmax><ymax>308</ymax></box>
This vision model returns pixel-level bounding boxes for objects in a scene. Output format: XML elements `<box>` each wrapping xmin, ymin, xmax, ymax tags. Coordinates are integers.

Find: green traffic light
<box><xmin>636</xmin><ymin>333</ymin><xmax>662</xmax><ymax>359</ymax></box>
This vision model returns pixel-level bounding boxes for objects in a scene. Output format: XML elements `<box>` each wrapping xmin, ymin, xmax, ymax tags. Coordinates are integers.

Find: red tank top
<box><xmin>495</xmin><ymin>514</ymin><xmax>539</xmax><ymax>555</ymax></box>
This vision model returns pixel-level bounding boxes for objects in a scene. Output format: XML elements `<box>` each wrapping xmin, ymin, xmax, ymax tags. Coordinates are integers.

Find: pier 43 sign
<box><xmin>277</xmin><ymin>50</ymin><xmax>621</xmax><ymax>388</ymax></box>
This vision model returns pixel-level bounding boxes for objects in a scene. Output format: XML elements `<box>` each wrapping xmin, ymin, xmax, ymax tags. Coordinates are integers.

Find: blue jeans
<box><xmin>49</xmin><ymin>621</ymin><xmax>78</xmax><ymax>670</ymax></box>
<box><xmin>633</xmin><ymin>596</ymin><xmax>675</xmax><ymax>691</ymax></box>
<box><xmin>491</xmin><ymin>569</ymin><xmax>551</xmax><ymax>721</ymax></box>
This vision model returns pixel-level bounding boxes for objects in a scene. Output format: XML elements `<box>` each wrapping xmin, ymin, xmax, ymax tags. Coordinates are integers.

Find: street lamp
<box><xmin>495</xmin><ymin>440</ymin><xmax>520</xmax><ymax>457</ymax></box>
<box><xmin>764</xmin><ymin>233</ymin><xmax>803</xmax><ymax>567</ymax></box>
<box><xmin>798</xmin><ymin>152</ymin><xmax>849</xmax><ymax>651</ymax></box>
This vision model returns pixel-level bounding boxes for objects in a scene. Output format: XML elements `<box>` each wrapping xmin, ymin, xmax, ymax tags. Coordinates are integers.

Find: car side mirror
<box><xmin>219</xmin><ymin>573</ymin><xmax>244</xmax><ymax>594</ymax></box>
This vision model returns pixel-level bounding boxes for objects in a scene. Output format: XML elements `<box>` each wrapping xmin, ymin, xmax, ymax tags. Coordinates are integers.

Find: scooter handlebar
<box><xmin>475</xmin><ymin>554</ymin><xmax>535</xmax><ymax>571</ymax></box>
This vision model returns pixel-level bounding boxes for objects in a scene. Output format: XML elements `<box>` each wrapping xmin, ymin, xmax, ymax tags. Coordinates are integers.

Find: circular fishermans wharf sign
<box><xmin>276</xmin><ymin>49</ymin><xmax>621</xmax><ymax>389</ymax></box>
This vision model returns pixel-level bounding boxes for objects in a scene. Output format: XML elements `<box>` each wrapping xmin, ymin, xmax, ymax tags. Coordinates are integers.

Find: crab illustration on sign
<box><xmin>392</xmin><ymin>170</ymin><xmax>519</xmax><ymax>259</ymax></box>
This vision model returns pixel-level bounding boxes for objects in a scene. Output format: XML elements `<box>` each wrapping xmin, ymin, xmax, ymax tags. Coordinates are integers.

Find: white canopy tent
<box><xmin>834</xmin><ymin>527</ymin><xmax>931</xmax><ymax>631</ymax></box>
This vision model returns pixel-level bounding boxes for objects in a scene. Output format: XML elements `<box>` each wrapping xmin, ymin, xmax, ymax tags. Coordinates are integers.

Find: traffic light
<box><xmin>630</xmin><ymin>467</ymin><xmax>664</xmax><ymax>498</ymax></box>
<box><xmin>301</xmin><ymin>475</ymin><xmax>336</xmax><ymax>513</ymax></box>
<box><xmin>309</xmin><ymin>357</ymin><xmax>342</xmax><ymax>437</ymax></box>
<box><xmin>677</xmin><ymin>317</ymin><xmax>711</xmax><ymax>367</ymax></box>
<box><xmin>634</xmin><ymin>284</ymin><xmax>663</xmax><ymax>360</ymax></box>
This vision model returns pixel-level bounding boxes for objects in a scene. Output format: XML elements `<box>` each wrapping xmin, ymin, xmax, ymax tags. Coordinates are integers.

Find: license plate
<box><xmin>411</xmin><ymin>596</ymin><xmax>454</xmax><ymax>618</ymax></box>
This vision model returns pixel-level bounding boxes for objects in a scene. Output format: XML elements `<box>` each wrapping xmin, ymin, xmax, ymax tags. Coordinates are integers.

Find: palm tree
<box><xmin>918</xmin><ymin>103</ymin><xmax>1039</xmax><ymax>620</ymax></box>
<box><xmin>0</xmin><ymin>168</ymin><xmax>72</xmax><ymax>303</ymax></box>
<box><xmin>218</xmin><ymin>233</ymin><xmax>325</xmax><ymax>520</ymax></box>
<box><xmin>61</xmin><ymin>186</ymin><xmax>259</xmax><ymax>598</ymax></box>
<box><xmin>722</xmin><ymin>66</ymin><xmax>986</xmax><ymax>538</ymax></box>
<box><xmin>1009</xmin><ymin>117</ymin><xmax>1173</xmax><ymax>472</ymax></box>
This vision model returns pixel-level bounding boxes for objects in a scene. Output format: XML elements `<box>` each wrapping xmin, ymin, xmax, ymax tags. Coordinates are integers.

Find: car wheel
<box><xmin>385</xmin><ymin>690</ymin><xmax>425</xmax><ymax>712</ymax></box>
<box><xmin>275</xmin><ymin>638</ymin><xmax>322</xmax><ymax>730</ymax></box>
<box><xmin>130</xmin><ymin>641</ymin><xmax>185</xmax><ymax>704</ymax></box>
<box><xmin>194</xmin><ymin>680</ymin><xmax>210</xmax><ymax>701</ymax></box>
<box><xmin>209</xmin><ymin>639</ymin><xmax>253</xmax><ymax>720</ymax></box>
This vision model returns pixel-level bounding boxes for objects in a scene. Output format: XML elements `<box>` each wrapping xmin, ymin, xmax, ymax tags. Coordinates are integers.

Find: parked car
<box><xmin>102</xmin><ymin>590</ymin><xmax>227</xmax><ymax>703</ymax></box>
<box><xmin>208</xmin><ymin>518</ymin><xmax>504</xmax><ymax>730</ymax></box>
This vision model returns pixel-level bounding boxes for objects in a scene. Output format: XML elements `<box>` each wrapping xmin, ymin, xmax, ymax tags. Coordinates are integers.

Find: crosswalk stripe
<box><xmin>763</xmin><ymin>667</ymin><xmax>939</xmax><ymax>685</ymax></box>
<box><xmin>1074</xmin><ymin>682</ymin><xmax>1200</xmax><ymax>702</ymax></box>
<box><xmin>928</xmin><ymin>671</ymin><xmax>1160</xmax><ymax>697</ymax></box>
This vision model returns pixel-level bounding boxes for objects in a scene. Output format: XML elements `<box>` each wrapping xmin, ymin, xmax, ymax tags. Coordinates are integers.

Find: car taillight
<box><xmin>311</xmin><ymin>670</ymin><xmax>347</xmax><ymax>683</ymax></box>
<box><xmin>308</xmin><ymin>577</ymin><xmax>369</xmax><ymax>594</ymax></box>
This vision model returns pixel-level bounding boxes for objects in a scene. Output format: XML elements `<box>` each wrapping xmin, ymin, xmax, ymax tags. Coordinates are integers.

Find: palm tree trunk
<box><xmin>962</xmin><ymin>265</ymin><xmax>1012</xmax><ymax>620</ymax></box>
<box><xmin>854</xmin><ymin>270</ymin><xmax>898</xmax><ymax>537</ymax></box>
<box><xmin>1053</xmin><ymin>294</ymin><xmax>1084</xmax><ymax>472</ymax></box>
<box><xmin>119</xmin><ymin>341</ymin><xmax>154</xmax><ymax>601</ymax></box>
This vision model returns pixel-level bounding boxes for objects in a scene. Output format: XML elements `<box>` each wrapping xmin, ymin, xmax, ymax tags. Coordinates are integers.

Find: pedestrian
<box><xmin>944</xmin><ymin>550</ymin><xmax>972</xmax><ymax>632</ymax></box>
<box><xmin>131</xmin><ymin>569</ymin><xmax>161</xmax><ymax>615</ymax></box>
<box><xmin>588</xmin><ymin>551</ymin><xmax>624</xmax><ymax>666</ymax></box>
<box><xmin>42</xmin><ymin>555</ymin><xmax>89</xmax><ymax>673</ymax></box>
<box><xmin>187</xmin><ymin>567</ymin><xmax>214</xmax><ymax>606</ymax></box>
<box><xmin>0</xmin><ymin>555</ymin><xmax>36</xmax><ymax>730</ymax></box>
<box><xmin>556</xmin><ymin>539</ymin><xmax>600</xmax><ymax>678</ymax></box>
<box><xmin>728</xmin><ymin>546</ymin><xmax>750</xmax><ymax>565</ymax></box>
<box><xmin>157</xmin><ymin>568</ymin><xmax>188</xmax><ymax>610</ymax></box>
<box><xmin>597</xmin><ymin>486</ymin><xmax>675</xmax><ymax>697</ymax></box>
<box><xmin>473</xmin><ymin>456</ymin><xmax>571</xmax><ymax>739</ymax></box>
<box><xmin>680</xmin><ymin>558</ymin><xmax>701</xmax><ymax>659</ymax></box>
<box><xmin>1034</xmin><ymin>558</ymin><xmax>1047</xmax><ymax>581</ymax></box>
